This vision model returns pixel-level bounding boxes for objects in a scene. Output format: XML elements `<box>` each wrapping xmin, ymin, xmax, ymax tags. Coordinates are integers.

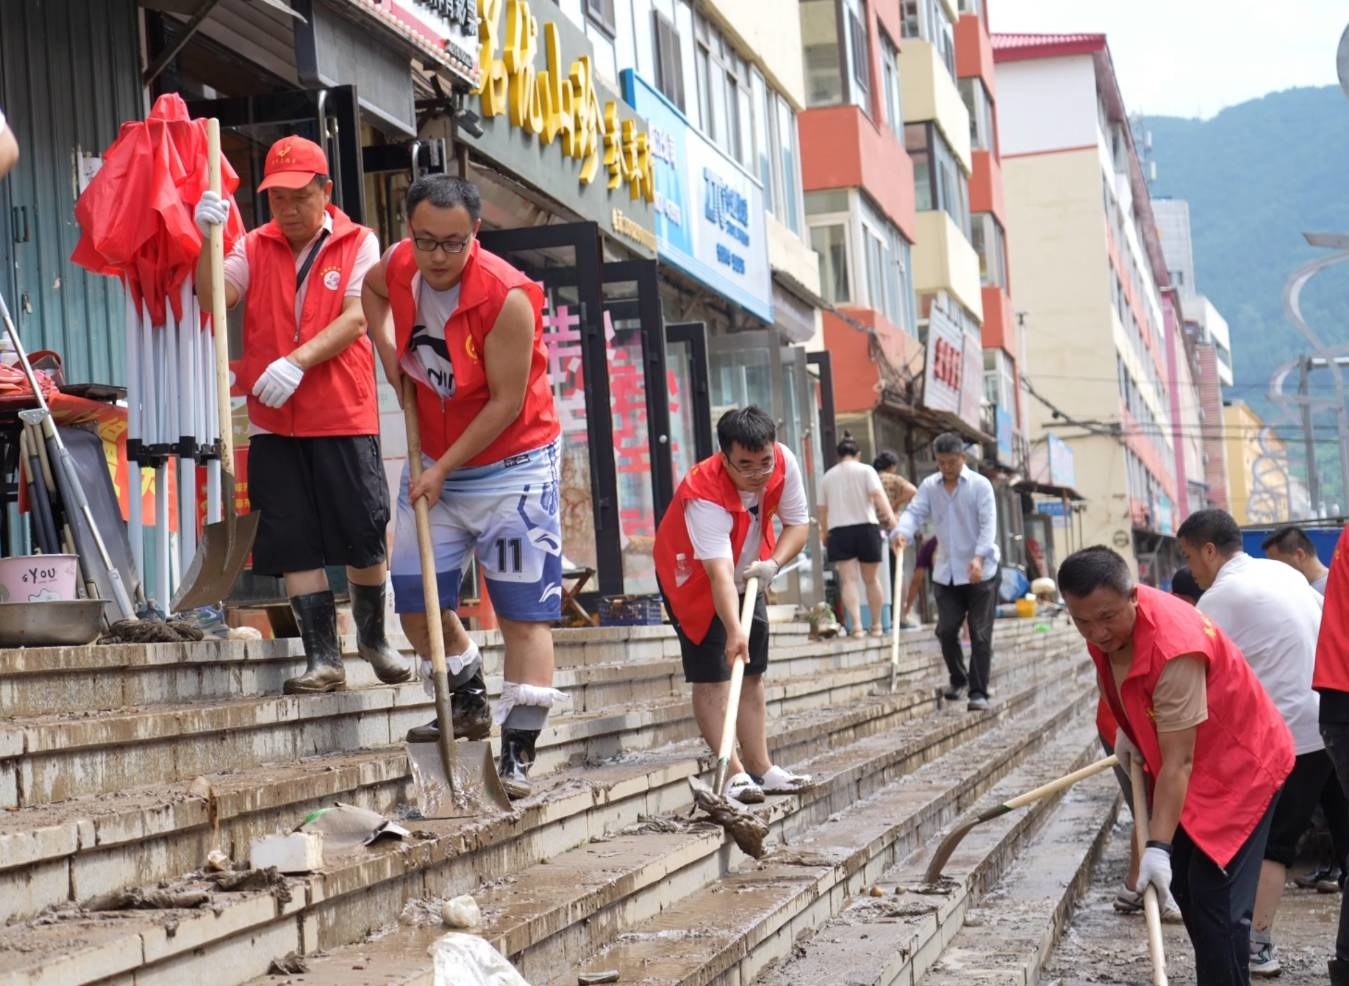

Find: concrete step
<box><xmin>0</xmin><ymin>630</ymin><xmax>1079</xmax><ymax>926</ymax></box>
<box><xmin>0</xmin><ymin>645</ymin><xmax>1089</xmax><ymax>986</ymax></box>
<box><xmin>0</xmin><ymin>622</ymin><xmax>1078</xmax><ymax>810</ymax></box>
<box><xmin>747</xmin><ymin>732</ymin><xmax>1117</xmax><ymax>986</ymax></box>
<box><xmin>0</xmin><ymin>620</ymin><xmax>1060</xmax><ymax>718</ymax></box>
<box><xmin>920</xmin><ymin>770</ymin><xmax>1119</xmax><ymax>986</ymax></box>
<box><xmin>225</xmin><ymin>655</ymin><xmax>1098</xmax><ymax>986</ymax></box>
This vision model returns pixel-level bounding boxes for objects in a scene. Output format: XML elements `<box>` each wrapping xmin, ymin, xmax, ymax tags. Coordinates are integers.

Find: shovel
<box><xmin>401</xmin><ymin>377</ymin><xmax>510</xmax><ymax>818</ymax></box>
<box><xmin>171</xmin><ymin>118</ymin><xmax>260</xmax><ymax>613</ymax></box>
<box><xmin>1130</xmin><ymin>759</ymin><xmax>1169</xmax><ymax>986</ymax></box>
<box><xmin>923</xmin><ymin>754</ymin><xmax>1118</xmax><ymax>882</ymax></box>
<box><xmin>890</xmin><ymin>543</ymin><xmax>904</xmax><ymax>693</ymax></box>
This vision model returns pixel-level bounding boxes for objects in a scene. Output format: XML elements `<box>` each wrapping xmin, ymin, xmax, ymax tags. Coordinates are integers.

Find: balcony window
<box><xmin>905</xmin><ymin>122</ymin><xmax>969</xmax><ymax>236</ymax></box>
<box><xmin>843</xmin><ymin>0</ymin><xmax>871</xmax><ymax>113</ymax></box>
<box><xmin>880</xmin><ymin>32</ymin><xmax>903</xmax><ymax>132</ymax></box>
<box><xmin>959</xmin><ymin>77</ymin><xmax>995</xmax><ymax>152</ymax></box>
<box><xmin>693</xmin><ymin>17</ymin><xmax>754</xmax><ymax>168</ymax></box>
<box><xmin>811</xmin><ymin>223</ymin><xmax>852</xmax><ymax>305</ymax></box>
<box><xmin>970</xmin><ymin>214</ymin><xmax>1007</xmax><ymax>288</ymax></box>
<box><xmin>901</xmin><ymin>0</ymin><xmax>955</xmax><ymax>78</ymax></box>
<box><xmin>958</xmin><ymin>0</ymin><xmax>983</xmax><ymax>14</ymax></box>
<box><xmin>586</xmin><ymin>0</ymin><xmax>616</xmax><ymax>35</ymax></box>
<box><xmin>800</xmin><ymin>0</ymin><xmax>872</xmax><ymax>112</ymax></box>
<box><xmin>653</xmin><ymin>10</ymin><xmax>685</xmax><ymax>111</ymax></box>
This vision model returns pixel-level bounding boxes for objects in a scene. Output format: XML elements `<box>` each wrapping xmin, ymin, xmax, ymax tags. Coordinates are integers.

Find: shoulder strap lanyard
<box><xmin>295</xmin><ymin>228</ymin><xmax>331</xmax><ymax>290</ymax></box>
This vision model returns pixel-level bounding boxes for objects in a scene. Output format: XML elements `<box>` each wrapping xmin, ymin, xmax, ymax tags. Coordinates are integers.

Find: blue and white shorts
<box><xmin>391</xmin><ymin>441</ymin><xmax>563</xmax><ymax>623</ymax></box>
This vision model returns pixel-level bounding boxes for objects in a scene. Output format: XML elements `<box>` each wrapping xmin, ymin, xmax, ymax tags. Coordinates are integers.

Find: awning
<box><xmin>880</xmin><ymin>391</ymin><xmax>994</xmax><ymax>447</ymax></box>
<box><xmin>1014</xmin><ymin>478</ymin><xmax>1086</xmax><ymax>502</ymax></box>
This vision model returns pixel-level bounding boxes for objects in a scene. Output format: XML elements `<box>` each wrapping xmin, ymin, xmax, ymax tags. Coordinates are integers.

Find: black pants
<box><xmin>933</xmin><ymin>575</ymin><xmax>997</xmax><ymax>699</ymax></box>
<box><xmin>1171</xmin><ymin>792</ymin><xmax>1277</xmax><ymax>986</ymax></box>
<box><xmin>1321</xmin><ymin>721</ymin><xmax>1349</xmax><ymax>961</ymax></box>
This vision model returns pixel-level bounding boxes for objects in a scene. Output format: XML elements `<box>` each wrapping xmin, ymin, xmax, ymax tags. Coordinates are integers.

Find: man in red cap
<box><xmin>193</xmin><ymin>135</ymin><xmax>410</xmax><ymax>693</ymax></box>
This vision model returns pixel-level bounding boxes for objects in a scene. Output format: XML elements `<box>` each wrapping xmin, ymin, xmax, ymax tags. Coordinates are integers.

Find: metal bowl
<box><xmin>0</xmin><ymin>599</ymin><xmax>104</xmax><ymax>647</ymax></box>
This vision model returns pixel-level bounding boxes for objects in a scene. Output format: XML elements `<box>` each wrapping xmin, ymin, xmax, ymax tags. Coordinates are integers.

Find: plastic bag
<box><xmin>431</xmin><ymin>933</ymin><xmax>531</xmax><ymax>986</ymax></box>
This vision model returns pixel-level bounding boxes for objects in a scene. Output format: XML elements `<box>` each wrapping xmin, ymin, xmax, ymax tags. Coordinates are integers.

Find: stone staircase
<box><xmin>0</xmin><ymin>616</ymin><xmax>1107</xmax><ymax>986</ymax></box>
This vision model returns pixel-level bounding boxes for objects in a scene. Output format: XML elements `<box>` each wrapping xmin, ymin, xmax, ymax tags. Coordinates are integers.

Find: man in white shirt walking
<box><xmin>893</xmin><ymin>433</ymin><xmax>1000</xmax><ymax>711</ymax></box>
<box><xmin>1263</xmin><ymin>525</ymin><xmax>1331</xmax><ymax>596</ymax></box>
<box><xmin>1178</xmin><ymin>508</ymin><xmax>1328</xmax><ymax>977</ymax></box>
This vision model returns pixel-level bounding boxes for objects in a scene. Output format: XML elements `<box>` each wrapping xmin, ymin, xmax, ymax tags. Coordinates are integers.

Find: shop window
<box><xmin>959</xmin><ymin>77</ymin><xmax>995</xmax><ymax>152</ymax></box>
<box><xmin>970</xmin><ymin>214</ymin><xmax>1007</xmax><ymax>288</ymax></box>
<box><xmin>652</xmin><ymin>10</ymin><xmax>685</xmax><ymax>110</ymax></box>
<box><xmin>586</xmin><ymin>0</ymin><xmax>616</xmax><ymax>35</ymax></box>
<box><xmin>800</xmin><ymin>0</ymin><xmax>844</xmax><ymax>106</ymax></box>
<box><xmin>811</xmin><ymin>223</ymin><xmax>852</xmax><ymax>305</ymax></box>
<box><xmin>881</xmin><ymin>32</ymin><xmax>903</xmax><ymax>132</ymax></box>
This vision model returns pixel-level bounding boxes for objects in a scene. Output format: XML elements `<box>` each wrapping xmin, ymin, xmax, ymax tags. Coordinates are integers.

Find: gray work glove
<box><xmin>194</xmin><ymin>190</ymin><xmax>230</xmax><ymax>237</ymax></box>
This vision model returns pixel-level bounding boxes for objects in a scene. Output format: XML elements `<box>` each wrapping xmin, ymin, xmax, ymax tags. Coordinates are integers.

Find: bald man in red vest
<box><xmin>653</xmin><ymin>406</ymin><xmax>813</xmax><ymax>806</ymax></box>
<box><xmin>1059</xmin><ymin>545</ymin><xmax>1293</xmax><ymax>986</ymax></box>
<box><xmin>194</xmin><ymin>136</ymin><xmax>410</xmax><ymax>695</ymax></box>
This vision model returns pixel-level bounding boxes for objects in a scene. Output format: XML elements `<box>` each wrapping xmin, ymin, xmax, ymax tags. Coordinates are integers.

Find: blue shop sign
<box><xmin>621</xmin><ymin>69</ymin><xmax>773</xmax><ymax>322</ymax></box>
<box><xmin>995</xmin><ymin>406</ymin><xmax>1014</xmax><ymax>464</ymax></box>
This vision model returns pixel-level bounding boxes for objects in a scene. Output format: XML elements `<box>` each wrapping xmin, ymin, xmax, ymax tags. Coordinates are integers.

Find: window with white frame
<box><xmin>586</xmin><ymin>0</ymin><xmax>616</xmax><ymax>34</ymax></box>
<box><xmin>983</xmin><ymin>348</ymin><xmax>1015</xmax><ymax>412</ymax></box>
<box><xmin>843</xmin><ymin>0</ymin><xmax>870</xmax><ymax>113</ymax></box>
<box><xmin>880</xmin><ymin>32</ymin><xmax>903</xmax><ymax>132</ymax></box>
<box><xmin>969</xmin><ymin>213</ymin><xmax>1006</xmax><ymax>288</ymax></box>
<box><xmin>905</xmin><ymin>122</ymin><xmax>969</xmax><ymax>236</ymax></box>
<box><xmin>811</xmin><ymin>223</ymin><xmax>852</xmax><ymax>305</ymax></box>
<box><xmin>694</xmin><ymin>17</ymin><xmax>755</xmax><ymax>169</ymax></box>
<box><xmin>901</xmin><ymin>0</ymin><xmax>955</xmax><ymax>78</ymax></box>
<box><xmin>800</xmin><ymin>0</ymin><xmax>872</xmax><ymax>112</ymax></box>
<box><xmin>958</xmin><ymin>77</ymin><xmax>994</xmax><ymax>152</ymax></box>
<box><xmin>957</xmin><ymin>0</ymin><xmax>983</xmax><ymax>14</ymax></box>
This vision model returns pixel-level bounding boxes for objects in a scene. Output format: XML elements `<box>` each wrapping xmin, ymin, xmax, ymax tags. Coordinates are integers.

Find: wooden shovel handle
<box><xmin>1002</xmin><ymin>754</ymin><xmax>1118</xmax><ymax>812</ymax></box>
<box><xmin>1130</xmin><ymin>759</ymin><xmax>1169</xmax><ymax>986</ymax></box>
<box><xmin>402</xmin><ymin>377</ymin><xmax>448</xmax><ymax>679</ymax></box>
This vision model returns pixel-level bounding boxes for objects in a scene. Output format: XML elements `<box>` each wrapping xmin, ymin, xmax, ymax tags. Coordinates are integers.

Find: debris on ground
<box><xmin>578</xmin><ymin>972</ymin><xmax>620</xmax><ymax>984</ymax></box>
<box><xmin>251</xmin><ymin>832</ymin><xmax>324</xmax><ymax>873</ymax></box>
<box><xmin>431</xmin><ymin>932</ymin><xmax>530</xmax><ymax>986</ymax></box>
<box><xmin>204</xmin><ymin>865</ymin><xmax>293</xmax><ymax>905</ymax></box>
<box><xmin>204</xmin><ymin>848</ymin><xmax>230</xmax><ymax>872</ymax></box>
<box><xmin>442</xmin><ymin>895</ymin><xmax>482</xmax><ymax>929</ymax></box>
<box><xmin>83</xmin><ymin>888</ymin><xmax>210</xmax><ymax>911</ymax></box>
<box><xmin>296</xmin><ymin>802</ymin><xmax>410</xmax><ymax>848</ymax></box>
<box><xmin>688</xmin><ymin>776</ymin><xmax>768</xmax><ymax>858</ymax></box>
<box><xmin>268</xmin><ymin>952</ymin><xmax>308</xmax><ymax>974</ymax></box>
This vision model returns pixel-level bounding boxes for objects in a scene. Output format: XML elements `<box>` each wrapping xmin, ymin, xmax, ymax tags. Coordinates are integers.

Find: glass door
<box><xmin>666</xmin><ymin>322</ymin><xmax>714</xmax><ymax>483</ymax></box>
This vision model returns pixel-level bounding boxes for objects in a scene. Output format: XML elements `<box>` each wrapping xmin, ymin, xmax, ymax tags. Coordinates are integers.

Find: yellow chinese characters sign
<box><xmin>476</xmin><ymin>0</ymin><xmax>655</xmax><ymax>203</ymax></box>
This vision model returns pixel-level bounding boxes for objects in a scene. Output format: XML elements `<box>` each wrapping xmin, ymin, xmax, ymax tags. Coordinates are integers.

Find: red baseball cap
<box><xmin>257</xmin><ymin>136</ymin><xmax>329</xmax><ymax>191</ymax></box>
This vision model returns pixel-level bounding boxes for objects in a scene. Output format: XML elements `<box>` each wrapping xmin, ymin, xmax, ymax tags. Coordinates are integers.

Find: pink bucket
<box><xmin>0</xmin><ymin>554</ymin><xmax>81</xmax><ymax>603</ymax></box>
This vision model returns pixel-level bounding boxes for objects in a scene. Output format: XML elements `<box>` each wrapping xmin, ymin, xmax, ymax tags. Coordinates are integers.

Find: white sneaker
<box><xmin>756</xmin><ymin>764</ymin><xmax>813</xmax><ymax>793</ymax></box>
<box><xmin>725</xmin><ymin>772</ymin><xmax>765</xmax><ymax>804</ymax></box>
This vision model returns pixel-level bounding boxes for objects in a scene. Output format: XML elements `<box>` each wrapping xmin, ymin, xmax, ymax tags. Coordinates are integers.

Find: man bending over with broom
<box><xmin>654</xmin><ymin>406</ymin><xmax>812</xmax><ymax>805</ymax></box>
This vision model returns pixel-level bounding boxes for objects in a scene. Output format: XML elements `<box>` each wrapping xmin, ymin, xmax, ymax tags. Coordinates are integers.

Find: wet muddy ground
<box><xmin>1044</xmin><ymin>821</ymin><xmax>1341</xmax><ymax>985</ymax></box>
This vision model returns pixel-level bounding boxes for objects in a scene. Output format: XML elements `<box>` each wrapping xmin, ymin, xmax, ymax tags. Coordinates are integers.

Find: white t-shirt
<box><xmin>1197</xmin><ymin>552</ymin><xmax>1324</xmax><ymax>755</ymax></box>
<box><xmin>1314</xmin><ymin>573</ymin><xmax>1329</xmax><ymax>596</ymax></box>
<box><xmin>683</xmin><ymin>446</ymin><xmax>810</xmax><ymax>588</ymax></box>
<box><xmin>820</xmin><ymin>458</ymin><xmax>884</xmax><ymax>528</ymax></box>
<box><xmin>399</xmin><ymin>277</ymin><xmax>461</xmax><ymax>399</ymax></box>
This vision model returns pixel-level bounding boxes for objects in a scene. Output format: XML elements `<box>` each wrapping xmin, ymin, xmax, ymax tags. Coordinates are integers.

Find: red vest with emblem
<box><xmin>1314</xmin><ymin>523</ymin><xmax>1349</xmax><ymax>694</ymax></box>
<box><xmin>240</xmin><ymin>205</ymin><xmax>377</xmax><ymax>436</ymax></box>
<box><xmin>1090</xmin><ymin>585</ymin><xmax>1293</xmax><ymax>868</ymax></box>
<box><xmin>653</xmin><ymin>447</ymin><xmax>788</xmax><ymax>645</ymax></box>
<box><xmin>388</xmin><ymin>239</ymin><xmax>558</xmax><ymax>465</ymax></box>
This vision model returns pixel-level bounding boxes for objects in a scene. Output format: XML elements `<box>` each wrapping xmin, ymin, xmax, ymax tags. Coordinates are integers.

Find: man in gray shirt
<box><xmin>1263</xmin><ymin>526</ymin><xmax>1330</xmax><ymax>596</ymax></box>
<box><xmin>893</xmin><ymin>433</ymin><xmax>1000</xmax><ymax>711</ymax></box>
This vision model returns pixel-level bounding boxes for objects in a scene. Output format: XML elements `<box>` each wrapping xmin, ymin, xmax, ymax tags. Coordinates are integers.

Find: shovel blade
<box><xmin>408</xmin><ymin>740</ymin><xmax>512</xmax><ymax>818</ymax></box>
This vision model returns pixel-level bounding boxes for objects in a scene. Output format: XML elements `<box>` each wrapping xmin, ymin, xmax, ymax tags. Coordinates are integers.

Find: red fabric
<box><xmin>1089</xmin><ymin>585</ymin><xmax>1294</xmax><ymax>868</ymax></box>
<box><xmin>71</xmin><ymin>93</ymin><xmax>246</xmax><ymax>325</ymax></box>
<box><xmin>257</xmin><ymin>136</ymin><xmax>329</xmax><ymax>191</ymax></box>
<box><xmin>653</xmin><ymin>448</ymin><xmax>788</xmax><ymax>645</ymax></box>
<box><xmin>1095</xmin><ymin>697</ymin><xmax>1118</xmax><ymax>746</ymax></box>
<box><xmin>389</xmin><ymin>239</ymin><xmax>559</xmax><ymax>465</ymax></box>
<box><xmin>1315</xmin><ymin>523</ymin><xmax>1349</xmax><ymax>693</ymax></box>
<box><xmin>240</xmin><ymin>205</ymin><xmax>377</xmax><ymax>437</ymax></box>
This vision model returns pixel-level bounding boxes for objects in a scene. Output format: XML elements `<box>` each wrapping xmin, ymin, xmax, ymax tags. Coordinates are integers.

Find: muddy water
<box><xmin>1043</xmin><ymin>822</ymin><xmax>1341</xmax><ymax>985</ymax></box>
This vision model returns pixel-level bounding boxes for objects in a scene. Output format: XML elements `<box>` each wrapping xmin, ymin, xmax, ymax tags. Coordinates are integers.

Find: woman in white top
<box><xmin>819</xmin><ymin>434</ymin><xmax>897</xmax><ymax>638</ymax></box>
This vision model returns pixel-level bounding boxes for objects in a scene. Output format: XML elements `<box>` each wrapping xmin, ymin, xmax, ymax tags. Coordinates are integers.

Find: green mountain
<box><xmin>1144</xmin><ymin>84</ymin><xmax>1349</xmax><ymax>508</ymax></box>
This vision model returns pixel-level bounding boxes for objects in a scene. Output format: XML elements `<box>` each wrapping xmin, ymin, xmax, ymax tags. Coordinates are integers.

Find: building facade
<box><xmin>993</xmin><ymin>33</ymin><xmax>1180</xmax><ymax>584</ymax></box>
<box><xmin>1224</xmin><ymin>400</ymin><xmax>1311</xmax><ymax>524</ymax></box>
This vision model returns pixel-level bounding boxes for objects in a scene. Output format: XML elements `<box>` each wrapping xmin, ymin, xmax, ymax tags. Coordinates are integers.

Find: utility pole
<box><xmin>1299</xmin><ymin>355</ymin><xmax>1321</xmax><ymax>511</ymax></box>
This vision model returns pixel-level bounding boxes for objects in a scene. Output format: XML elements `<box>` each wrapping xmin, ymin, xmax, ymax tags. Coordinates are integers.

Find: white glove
<box><xmin>195</xmin><ymin>190</ymin><xmax>230</xmax><ymax>237</ymax></box>
<box><xmin>252</xmin><ymin>356</ymin><xmax>305</xmax><ymax>408</ymax></box>
<box><xmin>1113</xmin><ymin>727</ymin><xmax>1140</xmax><ymax>773</ymax></box>
<box><xmin>744</xmin><ymin>558</ymin><xmax>780</xmax><ymax>584</ymax></box>
<box><xmin>1137</xmin><ymin>844</ymin><xmax>1173</xmax><ymax>900</ymax></box>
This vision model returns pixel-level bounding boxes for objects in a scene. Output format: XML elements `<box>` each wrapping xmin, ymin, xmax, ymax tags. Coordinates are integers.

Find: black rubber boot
<box><xmin>349</xmin><ymin>582</ymin><xmax>413</xmax><ymax>684</ymax></box>
<box><xmin>405</xmin><ymin>669</ymin><xmax>492</xmax><ymax>742</ymax></box>
<box><xmin>283</xmin><ymin>591</ymin><xmax>346</xmax><ymax>694</ymax></box>
<box><xmin>1331</xmin><ymin>959</ymin><xmax>1349</xmax><ymax>986</ymax></box>
<box><xmin>498</xmin><ymin>727</ymin><xmax>540</xmax><ymax>800</ymax></box>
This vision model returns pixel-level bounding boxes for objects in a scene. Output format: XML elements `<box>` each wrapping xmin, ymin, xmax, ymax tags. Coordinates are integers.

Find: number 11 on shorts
<box><xmin>495</xmin><ymin>538</ymin><xmax>523</xmax><ymax>574</ymax></box>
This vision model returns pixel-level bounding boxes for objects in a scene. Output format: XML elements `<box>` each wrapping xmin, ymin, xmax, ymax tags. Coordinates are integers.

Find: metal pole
<box><xmin>1300</xmin><ymin>356</ymin><xmax>1321</xmax><ymax>511</ymax></box>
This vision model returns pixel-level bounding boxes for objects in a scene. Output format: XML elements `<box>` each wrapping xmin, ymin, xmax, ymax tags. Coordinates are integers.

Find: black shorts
<box><xmin>247</xmin><ymin>434</ymin><xmax>390</xmax><ymax>577</ymax></box>
<box><xmin>827</xmin><ymin>523</ymin><xmax>883</xmax><ymax>564</ymax></box>
<box><xmin>663</xmin><ymin>588</ymin><xmax>769</xmax><ymax>684</ymax></box>
<box><xmin>1265</xmin><ymin>748</ymin><xmax>1335</xmax><ymax>866</ymax></box>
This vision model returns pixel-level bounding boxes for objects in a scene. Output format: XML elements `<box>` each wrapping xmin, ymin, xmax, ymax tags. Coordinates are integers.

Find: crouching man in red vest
<box><xmin>194</xmin><ymin>136</ymin><xmax>410</xmax><ymax>694</ymax></box>
<box><xmin>653</xmin><ymin>407</ymin><xmax>813</xmax><ymax>804</ymax></box>
<box><xmin>1059</xmin><ymin>546</ymin><xmax>1293</xmax><ymax>986</ymax></box>
<box><xmin>364</xmin><ymin>175</ymin><xmax>565</xmax><ymax>800</ymax></box>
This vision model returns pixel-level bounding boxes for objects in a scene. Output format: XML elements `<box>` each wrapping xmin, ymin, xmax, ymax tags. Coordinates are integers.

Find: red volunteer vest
<box><xmin>240</xmin><ymin>206</ymin><xmax>378</xmax><ymax>436</ymax></box>
<box><xmin>653</xmin><ymin>447</ymin><xmax>788</xmax><ymax>644</ymax></box>
<box><xmin>388</xmin><ymin>239</ymin><xmax>559</xmax><ymax>466</ymax></box>
<box><xmin>1090</xmin><ymin>585</ymin><xmax>1293</xmax><ymax>869</ymax></box>
<box><xmin>1314</xmin><ymin>523</ymin><xmax>1349</xmax><ymax>694</ymax></box>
